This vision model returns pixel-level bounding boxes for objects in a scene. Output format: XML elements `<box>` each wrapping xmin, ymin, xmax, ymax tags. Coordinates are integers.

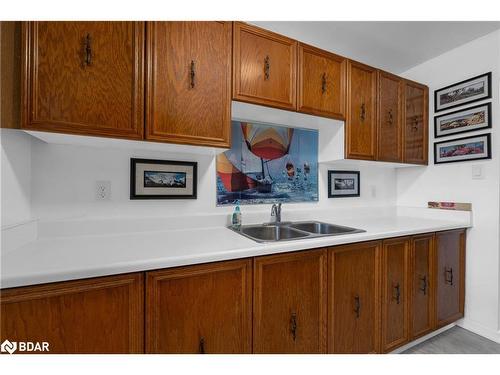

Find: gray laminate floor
<box><xmin>403</xmin><ymin>326</ymin><xmax>500</xmax><ymax>354</ymax></box>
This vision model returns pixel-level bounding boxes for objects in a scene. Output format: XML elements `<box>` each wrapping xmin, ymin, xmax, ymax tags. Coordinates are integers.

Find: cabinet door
<box><xmin>410</xmin><ymin>234</ymin><xmax>435</xmax><ymax>339</ymax></box>
<box><xmin>233</xmin><ymin>22</ymin><xmax>297</xmax><ymax>110</ymax></box>
<box><xmin>404</xmin><ymin>80</ymin><xmax>429</xmax><ymax>164</ymax></box>
<box><xmin>328</xmin><ymin>241</ymin><xmax>381</xmax><ymax>353</ymax></box>
<box><xmin>22</xmin><ymin>22</ymin><xmax>144</xmax><ymax>140</ymax></box>
<box><xmin>435</xmin><ymin>230</ymin><xmax>466</xmax><ymax>327</ymax></box>
<box><xmin>297</xmin><ymin>43</ymin><xmax>346</xmax><ymax>120</ymax></box>
<box><xmin>0</xmin><ymin>273</ymin><xmax>144</xmax><ymax>353</ymax></box>
<box><xmin>253</xmin><ymin>250</ymin><xmax>327</xmax><ymax>353</ymax></box>
<box><xmin>345</xmin><ymin>60</ymin><xmax>378</xmax><ymax>160</ymax></box>
<box><xmin>145</xmin><ymin>22</ymin><xmax>231</xmax><ymax>148</ymax></box>
<box><xmin>146</xmin><ymin>259</ymin><xmax>252</xmax><ymax>353</ymax></box>
<box><xmin>377</xmin><ymin>71</ymin><xmax>404</xmax><ymax>162</ymax></box>
<box><xmin>381</xmin><ymin>237</ymin><xmax>410</xmax><ymax>352</ymax></box>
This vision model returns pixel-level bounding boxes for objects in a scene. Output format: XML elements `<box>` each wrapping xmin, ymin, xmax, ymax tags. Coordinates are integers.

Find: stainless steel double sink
<box><xmin>229</xmin><ymin>221</ymin><xmax>365</xmax><ymax>243</ymax></box>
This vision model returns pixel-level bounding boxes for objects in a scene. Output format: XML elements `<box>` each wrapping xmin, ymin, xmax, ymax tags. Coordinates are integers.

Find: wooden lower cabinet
<box><xmin>381</xmin><ymin>237</ymin><xmax>410</xmax><ymax>352</ymax></box>
<box><xmin>253</xmin><ymin>249</ymin><xmax>327</xmax><ymax>353</ymax></box>
<box><xmin>435</xmin><ymin>229</ymin><xmax>466</xmax><ymax>327</ymax></box>
<box><xmin>146</xmin><ymin>259</ymin><xmax>252</xmax><ymax>353</ymax></box>
<box><xmin>0</xmin><ymin>273</ymin><xmax>144</xmax><ymax>353</ymax></box>
<box><xmin>410</xmin><ymin>234</ymin><xmax>435</xmax><ymax>339</ymax></box>
<box><xmin>328</xmin><ymin>241</ymin><xmax>381</xmax><ymax>353</ymax></box>
<box><xmin>0</xmin><ymin>229</ymin><xmax>466</xmax><ymax>354</ymax></box>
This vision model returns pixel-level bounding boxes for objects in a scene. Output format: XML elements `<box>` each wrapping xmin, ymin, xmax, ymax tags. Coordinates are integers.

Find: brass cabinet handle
<box><xmin>321</xmin><ymin>72</ymin><xmax>327</xmax><ymax>94</ymax></box>
<box><xmin>264</xmin><ymin>55</ymin><xmax>270</xmax><ymax>80</ymax></box>
<box><xmin>84</xmin><ymin>33</ymin><xmax>92</xmax><ymax>66</ymax></box>
<box><xmin>190</xmin><ymin>60</ymin><xmax>196</xmax><ymax>88</ymax></box>
<box><xmin>354</xmin><ymin>295</ymin><xmax>361</xmax><ymax>318</ymax></box>
<box><xmin>290</xmin><ymin>312</ymin><xmax>297</xmax><ymax>341</ymax></box>
<box><xmin>388</xmin><ymin>109</ymin><xmax>393</xmax><ymax>125</ymax></box>
<box><xmin>412</xmin><ymin>116</ymin><xmax>419</xmax><ymax>131</ymax></box>
<box><xmin>393</xmin><ymin>282</ymin><xmax>401</xmax><ymax>304</ymax></box>
<box><xmin>445</xmin><ymin>267</ymin><xmax>454</xmax><ymax>286</ymax></box>
<box><xmin>360</xmin><ymin>103</ymin><xmax>366</xmax><ymax>121</ymax></box>
<box><xmin>419</xmin><ymin>275</ymin><xmax>428</xmax><ymax>295</ymax></box>
<box><xmin>199</xmin><ymin>337</ymin><xmax>205</xmax><ymax>354</ymax></box>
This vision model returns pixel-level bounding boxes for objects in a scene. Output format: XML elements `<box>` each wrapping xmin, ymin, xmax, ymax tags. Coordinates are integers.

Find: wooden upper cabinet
<box><xmin>381</xmin><ymin>237</ymin><xmax>410</xmax><ymax>352</ymax></box>
<box><xmin>345</xmin><ymin>60</ymin><xmax>378</xmax><ymax>160</ymax></box>
<box><xmin>146</xmin><ymin>259</ymin><xmax>252</xmax><ymax>354</ymax></box>
<box><xmin>0</xmin><ymin>273</ymin><xmax>144</xmax><ymax>353</ymax></box>
<box><xmin>253</xmin><ymin>250</ymin><xmax>327</xmax><ymax>353</ymax></box>
<box><xmin>404</xmin><ymin>80</ymin><xmax>429</xmax><ymax>164</ymax></box>
<box><xmin>297</xmin><ymin>43</ymin><xmax>346</xmax><ymax>120</ymax></box>
<box><xmin>377</xmin><ymin>71</ymin><xmax>404</xmax><ymax>162</ymax></box>
<box><xmin>435</xmin><ymin>230</ymin><xmax>465</xmax><ymax>328</ymax></box>
<box><xmin>328</xmin><ymin>241</ymin><xmax>381</xmax><ymax>353</ymax></box>
<box><xmin>145</xmin><ymin>22</ymin><xmax>231</xmax><ymax>148</ymax></box>
<box><xmin>410</xmin><ymin>234</ymin><xmax>435</xmax><ymax>340</ymax></box>
<box><xmin>233</xmin><ymin>22</ymin><xmax>297</xmax><ymax>110</ymax></box>
<box><xmin>22</xmin><ymin>22</ymin><xmax>144</xmax><ymax>140</ymax></box>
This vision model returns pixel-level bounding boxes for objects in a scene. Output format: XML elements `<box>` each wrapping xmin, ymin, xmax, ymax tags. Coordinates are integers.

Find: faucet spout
<box><xmin>271</xmin><ymin>203</ymin><xmax>282</xmax><ymax>224</ymax></box>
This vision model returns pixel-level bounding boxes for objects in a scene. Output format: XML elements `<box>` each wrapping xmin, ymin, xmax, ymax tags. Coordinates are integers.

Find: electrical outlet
<box><xmin>95</xmin><ymin>181</ymin><xmax>111</xmax><ymax>200</ymax></box>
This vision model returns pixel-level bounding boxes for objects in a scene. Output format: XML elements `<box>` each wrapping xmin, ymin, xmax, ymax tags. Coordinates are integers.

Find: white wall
<box><xmin>397</xmin><ymin>30</ymin><xmax>500</xmax><ymax>340</ymax></box>
<box><xmin>0</xmin><ymin>129</ymin><xmax>32</xmax><ymax>226</ymax></box>
<box><xmin>26</xmin><ymin>123</ymin><xmax>396</xmax><ymax>221</ymax></box>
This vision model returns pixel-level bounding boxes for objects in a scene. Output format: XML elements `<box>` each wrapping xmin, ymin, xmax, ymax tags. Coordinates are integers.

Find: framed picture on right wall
<box><xmin>434</xmin><ymin>102</ymin><xmax>491</xmax><ymax>138</ymax></box>
<box><xmin>434</xmin><ymin>133</ymin><xmax>491</xmax><ymax>164</ymax></box>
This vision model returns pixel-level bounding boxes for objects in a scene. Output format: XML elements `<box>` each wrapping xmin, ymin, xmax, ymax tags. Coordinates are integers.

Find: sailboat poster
<box><xmin>216</xmin><ymin>120</ymin><xmax>318</xmax><ymax>206</ymax></box>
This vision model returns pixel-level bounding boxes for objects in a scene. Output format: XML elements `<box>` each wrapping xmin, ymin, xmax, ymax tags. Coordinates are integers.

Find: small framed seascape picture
<box><xmin>434</xmin><ymin>72</ymin><xmax>491</xmax><ymax>112</ymax></box>
<box><xmin>434</xmin><ymin>134</ymin><xmax>491</xmax><ymax>165</ymax></box>
<box><xmin>328</xmin><ymin>170</ymin><xmax>360</xmax><ymax>198</ymax></box>
<box><xmin>434</xmin><ymin>102</ymin><xmax>491</xmax><ymax>138</ymax></box>
<box><xmin>130</xmin><ymin>158</ymin><xmax>197</xmax><ymax>199</ymax></box>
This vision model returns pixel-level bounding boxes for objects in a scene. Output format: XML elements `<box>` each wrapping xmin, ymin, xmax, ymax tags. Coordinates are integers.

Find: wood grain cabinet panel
<box><xmin>146</xmin><ymin>259</ymin><xmax>252</xmax><ymax>354</ymax></box>
<box><xmin>381</xmin><ymin>237</ymin><xmax>410</xmax><ymax>352</ymax></box>
<box><xmin>0</xmin><ymin>273</ymin><xmax>144</xmax><ymax>353</ymax></box>
<box><xmin>404</xmin><ymin>80</ymin><xmax>429</xmax><ymax>164</ymax></box>
<box><xmin>233</xmin><ymin>22</ymin><xmax>297</xmax><ymax>110</ymax></box>
<box><xmin>410</xmin><ymin>234</ymin><xmax>435</xmax><ymax>339</ymax></box>
<box><xmin>377</xmin><ymin>71</ymin><xmax>404</xmax><ymax>162</ymax></box>
<box><xmin>253</xmin><ymin>249</ymin><xmax>327</xmax><ymax>353</ymax></box>
<box><xmin>435</xmin><ymin>230</ymin><xmax>466</xmax><ymax>328</ymax></box>
<box><xmin>145</xmin><ymin>21</ymin><xmax>231</xmax><ymax>148</ymax></box>
<box><xmin>345</xmin><ymin>60</ymin><xmax>378</xmax><ymax>160</ymax></box>
<box><xmin>328</xmin><ymin>241</ymin><xmax>381</xmax><ymax>353</ymax></box>
<box><xmin>21</xmin><ymin>22</ymin><xmax>144</xmax><ymax>140</ymax></box>
<box><xmin>297</xmin><ymin>43</ymin><xmax>346</xmax><ymax>119</ymax></box>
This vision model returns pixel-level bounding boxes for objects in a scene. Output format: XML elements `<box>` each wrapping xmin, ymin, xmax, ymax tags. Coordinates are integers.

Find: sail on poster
<box><xmin>216</xmin><ymin>121</ymin><xmax>318</xmax><ymax>205</ymax></box>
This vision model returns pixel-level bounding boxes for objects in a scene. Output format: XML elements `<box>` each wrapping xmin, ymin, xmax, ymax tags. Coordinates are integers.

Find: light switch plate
<box><xmin>472</xmin><ymin>165</ymin><xmax>484</xmax><ymax>180</ymax></box>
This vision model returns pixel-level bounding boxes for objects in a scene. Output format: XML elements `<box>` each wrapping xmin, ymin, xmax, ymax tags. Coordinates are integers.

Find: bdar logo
<box><xmin>1</xmin><ymin>340</ymin><xmax>17</xmax><ymax>354</ymax></box>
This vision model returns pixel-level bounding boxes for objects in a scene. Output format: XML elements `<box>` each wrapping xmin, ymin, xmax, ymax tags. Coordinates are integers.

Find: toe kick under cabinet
<box><xmin>0</xmin><ymin>229</ymin><xmax>465</xmax><ymax>354</ymax></box>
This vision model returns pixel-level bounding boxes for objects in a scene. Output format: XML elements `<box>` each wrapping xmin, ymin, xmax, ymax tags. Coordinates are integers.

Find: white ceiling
<box><xmin>251</xmin><ymin>21</ymin><xmax>500</xmax><ymax>73</ymax></box>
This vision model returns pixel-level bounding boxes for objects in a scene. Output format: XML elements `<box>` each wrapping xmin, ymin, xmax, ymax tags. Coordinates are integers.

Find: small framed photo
<box><xmin>434</xmin><ymin>72</ymin><xmax>491</xmax><ymax>113</ymax></box>
<box><xmin>434</xmin><ymin>134</ymin><xmax>491</xmax><ymax>165</ymax></box>
<box><xmin>328</xmin><ymin>170</ymin><xmax>360</xmax><ymax>198</ymax></box>
<box><xmin>130</xmin><ymin>158</ymin><xmax>197</xmax><ymax>199</ymax></box>
<box><xmin>434</xmin><ymin>102</ymin><xmax>491</xmax><ymax>138</ymax></box>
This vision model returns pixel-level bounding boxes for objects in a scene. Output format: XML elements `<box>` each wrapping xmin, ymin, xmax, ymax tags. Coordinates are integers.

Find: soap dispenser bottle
<box><xmin>232</xmin><ymin>201</ymin><xmax>242</xmax><ymax>229</ymax></box>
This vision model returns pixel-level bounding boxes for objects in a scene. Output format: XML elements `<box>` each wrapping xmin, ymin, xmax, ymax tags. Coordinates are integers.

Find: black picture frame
<box><xmin>434</xmin><ymin>72</ymin><xmax>492</xmax><ymax>113</ymax></box>
<box><xmin>130</xmin><ymin>158</ymin><xmax>197</xmax><ymax>199</ymax></box>
<box><xmin>328</xmin><ymin>170</ymin><xmax>360</xmax><ymax>198</ymax></box>
<box><xmin>434</xmin><ymin>133</ymin><xmax>491</xmax><ymax>165</ymax></box>
<box><xmin>434</xmin><ymin>102</ymin><xmax>492</xmax><ymax>138</ymax></box>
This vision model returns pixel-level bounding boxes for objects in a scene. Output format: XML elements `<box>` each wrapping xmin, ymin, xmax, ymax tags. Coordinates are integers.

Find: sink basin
<box><xmin>236</xmin><ymin>225</ymin><xmax>310</xmax><ymax>242</ymax></box>
<box><xmin>288</xmin><ymin>221</ymin><xmax>365</xmax><ymax>235</ymax></box>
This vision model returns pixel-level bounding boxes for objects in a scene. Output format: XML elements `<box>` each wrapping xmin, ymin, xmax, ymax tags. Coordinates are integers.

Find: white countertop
<box><xmin>0</xmin><ymin>207</ymin><xmax>471</xmax><ymax>289</ymax></box>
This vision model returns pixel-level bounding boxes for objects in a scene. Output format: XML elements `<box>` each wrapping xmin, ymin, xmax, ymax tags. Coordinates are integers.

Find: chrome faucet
<box><xmin>271</xmin><ymin>203</ymin><xmax>282</xmax><ymax>224</ymax></box>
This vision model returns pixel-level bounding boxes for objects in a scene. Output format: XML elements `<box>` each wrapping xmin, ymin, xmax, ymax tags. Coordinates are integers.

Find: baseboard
<box><xmin>390</xmin><ymin>323</ymin><xmax>456</xmax><ymax>354</ymax></box>
<box><xmin>458</xmin><ymin>318</ymin><xmax>500</xmax><ymax>344</ymax></box>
